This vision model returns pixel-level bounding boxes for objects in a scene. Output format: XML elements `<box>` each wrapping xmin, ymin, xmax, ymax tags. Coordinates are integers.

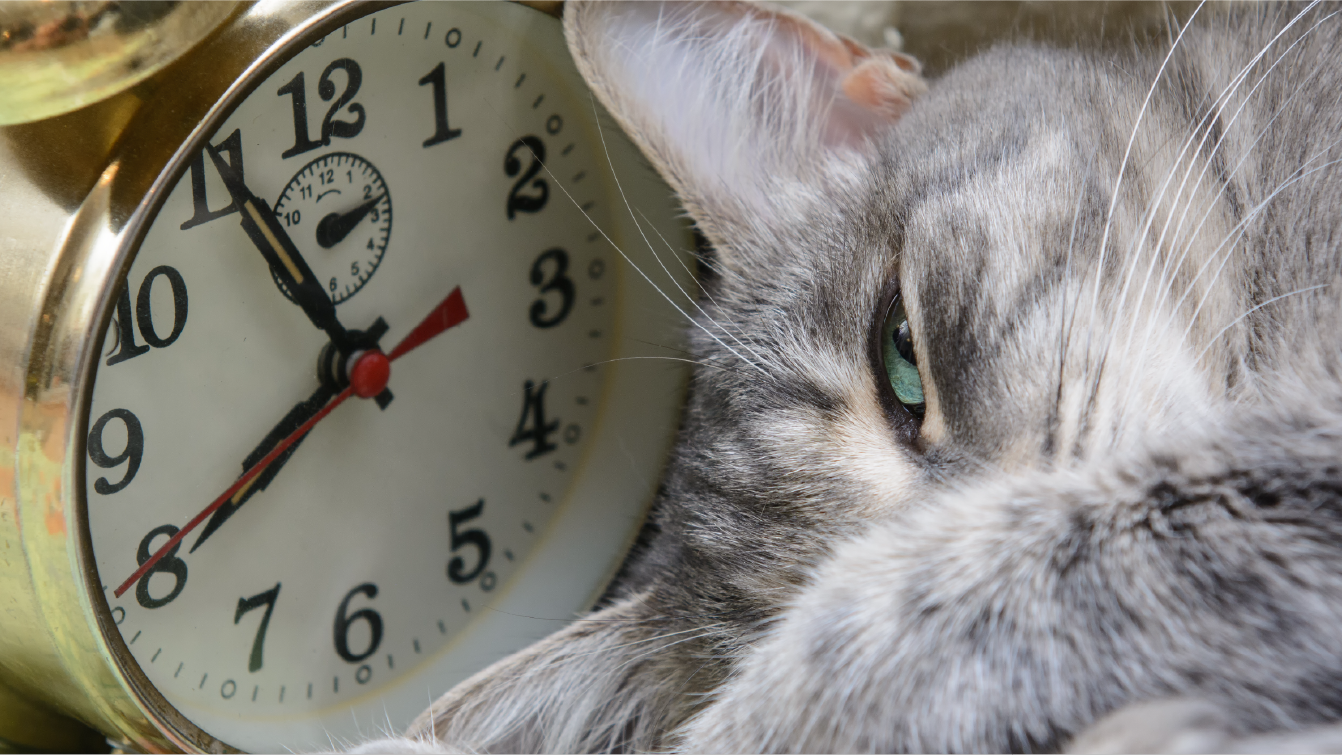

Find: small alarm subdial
<box><xmin>272</xmin><ymin>152</ymin><xmax>391</xmax><ymax>304</ymax></box>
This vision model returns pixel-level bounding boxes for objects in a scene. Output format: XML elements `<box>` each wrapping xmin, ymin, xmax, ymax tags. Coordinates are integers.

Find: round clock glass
<box><xmin>64</xmin><ymin>2</ymin><xmax>689</xmax><ymax>751</ymax></box>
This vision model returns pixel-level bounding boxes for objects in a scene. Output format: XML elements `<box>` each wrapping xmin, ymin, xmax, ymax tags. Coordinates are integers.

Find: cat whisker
<box><xmin>1194</xmin><ymin>284</ymin><xmax>1330</xmax><ymax>367</ymax></box>
<box><xmin>1111</xmin><ymin>2</ymin><xmax>1326</xmax><ymax>419</ymax></box>
<box><xmin>544</xmin><ymin>355</ymin><xmax>752</xmax><ymax>385</ymax></box>
<box><xmin>632</xmin><ymin>205</ymin><xmax>783</xmax><ymax>372</ymax></box>
<box><xmin>1178</xmin><ymin>154</ymin><xmax>1342</xmax><ymax>355</ymax></box>
<box><xmin>1165</xmin><ymin>130</ymin><xmax>1342</xmax><ymax>337</ymax></box>
<box><xmin>1153</xmin><ymin>4</ymin><xmax>1334</xmax><ymax>309</ymax></box>
<box><xmin>1087</xmin><ymin>0</ymin><xmax>1204</xmax><ymax>357</ymax></box>
<box><xmin>584</xmin><ymin>93</ymin><xmax>773</xmax><ymax>378</ymax></box>
<box><xmin>1142</xmin><ymin>48</ymin><xmax>1339</xmax><ymax>400</ymax></box>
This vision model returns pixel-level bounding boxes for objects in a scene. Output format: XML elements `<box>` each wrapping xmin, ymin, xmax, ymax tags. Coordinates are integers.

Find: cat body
<box><xmin>377</xmin><ymin>2</ymin><xmax>1342</xmax><ymax>751</ymax></box>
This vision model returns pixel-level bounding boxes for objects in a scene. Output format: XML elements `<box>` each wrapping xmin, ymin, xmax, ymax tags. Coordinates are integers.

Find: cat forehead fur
<box><xmin>368</xmin><ymin>3</ymin><xmax>1342</xmax><ymax>753</ymax></box>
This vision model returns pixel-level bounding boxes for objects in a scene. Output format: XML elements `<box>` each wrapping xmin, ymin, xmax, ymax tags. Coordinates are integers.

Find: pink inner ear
<box><xmin>753</xmin><ymin>4</ymin><xmax>927</xmax><ymax>142</ymax></box>
<box><xmin>842</xmin><ymin>56</ymin><xmax>923</xmax><ymax>119</ymax></box>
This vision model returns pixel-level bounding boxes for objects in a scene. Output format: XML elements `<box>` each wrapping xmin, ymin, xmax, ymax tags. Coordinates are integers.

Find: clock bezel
<box><xmin>7</xmin><ymin>1</ymin><xmax>690</xmax><ymax>751</ymax></box>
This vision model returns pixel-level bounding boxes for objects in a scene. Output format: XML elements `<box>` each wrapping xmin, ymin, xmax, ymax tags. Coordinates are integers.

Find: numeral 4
<box><xmin>509</xmin><ymin>380</ymin><xmax>559</xmax><ymax>459</ymax></box>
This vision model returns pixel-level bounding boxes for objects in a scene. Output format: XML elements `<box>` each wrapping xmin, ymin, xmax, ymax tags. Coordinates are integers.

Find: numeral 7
<box><xmin>235</xmin><ymin>583</ymin><xmax>281</xmax><ymax>673</ymax></box>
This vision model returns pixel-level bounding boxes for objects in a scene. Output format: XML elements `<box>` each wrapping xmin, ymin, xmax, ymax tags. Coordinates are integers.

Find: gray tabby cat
<box><xmin>374</xmin><ymin>1</ymin><xmax>1342</xmax><ymax>751</ymax></box>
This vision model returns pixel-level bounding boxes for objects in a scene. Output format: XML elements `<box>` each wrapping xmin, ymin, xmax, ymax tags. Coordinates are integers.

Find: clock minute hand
<box><xmin>113</xmin><ymin>286</ymin><xmax>470</xmax><ymax>600</ymax></box>
<box><xmin>205</xmin><ymin>144</ymin><xmax>354</xmax><ymax>352</ymax></box>
<box><xmin>189</xmin><ymin>382</ymin><xmax>338</xmax><ymax>553</ymax></box>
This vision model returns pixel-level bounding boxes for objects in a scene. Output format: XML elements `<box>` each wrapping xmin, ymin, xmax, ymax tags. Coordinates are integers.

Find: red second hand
<box><xmin>113</xmin><ymin>286</ymin><xmax>470</xmax><ymax>599</ymax></box>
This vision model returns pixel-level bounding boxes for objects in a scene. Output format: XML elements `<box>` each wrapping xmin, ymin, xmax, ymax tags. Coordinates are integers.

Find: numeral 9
<box><xmin>88</xmin><ymin>408</ymin><xmax>144</xmax><ymax>495</ymax></box>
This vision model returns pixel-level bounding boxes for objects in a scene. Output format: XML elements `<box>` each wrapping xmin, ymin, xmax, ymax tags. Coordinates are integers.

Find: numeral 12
<box><xmin>278</xmin><ymin>58</ymin><xmax>367</xmax><ymax>159</ymax></box>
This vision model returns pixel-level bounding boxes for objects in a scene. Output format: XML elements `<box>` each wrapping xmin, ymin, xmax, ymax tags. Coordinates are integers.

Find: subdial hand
<box><xmin>113</xmin><ymin>287</ymin><xmax>470</xmax><ymax>599</ymax></box>
<box><xmin>205</xmin><ymin>144</ymin><xmax>355</xmax><ymax>352</ymax></box>
<box><xmin>316</xmin><ymin>195</ymin><xmax>383</xmax><ymax>249</ymax></box>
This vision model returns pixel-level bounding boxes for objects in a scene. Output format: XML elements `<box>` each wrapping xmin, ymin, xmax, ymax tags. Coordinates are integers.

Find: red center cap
<box><xmin>349</xmin><ymin>350</ymin><xmax>391</xmax><ymax>398</ymax></box>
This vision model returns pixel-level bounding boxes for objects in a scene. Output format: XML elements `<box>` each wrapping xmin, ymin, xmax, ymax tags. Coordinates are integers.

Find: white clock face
<box><xmin>82</xmin><ymin>3</ymin><xmax>689</xmax><ymax>751</ymax></box>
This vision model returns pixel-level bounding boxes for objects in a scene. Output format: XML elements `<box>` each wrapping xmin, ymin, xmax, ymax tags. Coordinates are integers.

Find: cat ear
<box><xmin>564</xmin><ymin>0</ymin><xmax>925</xmax><ymax>238</ymax></box>
<box><xmin>401</xmin><ymin>594</ymin><xmax>689</xmax><ymax>752</ymax></box>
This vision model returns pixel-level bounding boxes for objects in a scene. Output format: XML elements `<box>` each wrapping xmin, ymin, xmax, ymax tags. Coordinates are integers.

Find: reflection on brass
<box><xmin>0</xmin><ymin>677</ymin><xmax>108</xmax><ymax>754</ymax></box>
<box><xmin>0</xmin><ymin>2</ymin><xmax>241</xmax><ymax>125</ymax></box>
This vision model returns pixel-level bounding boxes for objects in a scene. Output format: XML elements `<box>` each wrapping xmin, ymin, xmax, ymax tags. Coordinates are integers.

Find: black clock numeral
<box><xmin>333</xmin><ymin>583</ymin><xmax>383</xmax><ymax>663</ymax></box>
<box><xmin>135</xmin><ymin>525</ymin><xmax>187</xmax><ymax>609</ymax></box>
<box><xmin>106</xmin><ymin>265</ymin><xmax>189</xmax><ymax>367</ymax></box>
<box><xmin>181</xmin><ymin>129</ymin><xmax>244</xmax><ymax>230</ymax></box>
<box><xmin>509</xmin><ymin>380</ymin><xmax>559</xmax><ymax>460</ymax></box>
<box><xmin>447</xmin><ymin>499</ymin><xmax>491</xmax><ymax>584</ymax></box>
<box><xmin>504</xmin><ymin>136</ymin><xmax>548</xmax><ymax>219</ymax></box>
<box><xmin>419</xmin><ymin>62</ymin><xmax>462</xmax><ymax>148</ymax></box>
<box><xmin>528</xmin><ymin>248</ymin><xmax>575</xmax><ymax>328</ymax></box>
<box><xmin>88</xmin><ymin>408</ymin><xmax>144</xmax><ymax>495</ymax></box>
<box><xmin>235</xmin><ymin>583</ymin><xmax>281</xmax><ymax>673</ymax></box>
<box><xmin>279</xmin><ymin>71</ymin><xmax>322</xmax><ymax>157</ymax></box>
<box><xmin>279</xmin><ymin>58</ymin><xmax>367</xmax><ymax>159</ymax></box>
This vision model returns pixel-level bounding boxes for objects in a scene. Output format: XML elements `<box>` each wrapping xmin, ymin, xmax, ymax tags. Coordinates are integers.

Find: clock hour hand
<box><xmin>205</xmin><ymin>144</ymin><xmax>355</xmax><ymax>353</ymax></box>
<box><xmin>115</xmin><ymin>286</ymin><xmax>472</xmax><ymax>600</ymax></box>
<box><xmin>115</xmin><ymin>286</ymin><xmax>470</xmax><ymax>600</ymax></box>
<box><xmin>189</xmin><ymin>382</ymin><xmax>337</xmax><ymax>553</ymax></box>
<box><xmin>316</xmin><ymin>195</ymin><xmax>383</xmax><ymax>249</ymax></box>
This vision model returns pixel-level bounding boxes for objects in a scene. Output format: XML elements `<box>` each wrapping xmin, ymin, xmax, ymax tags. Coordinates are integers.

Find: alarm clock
<box><xmin>0</xmin><ymin>1</ymin><xmax>693</xmax><ymax>751</ymax></box>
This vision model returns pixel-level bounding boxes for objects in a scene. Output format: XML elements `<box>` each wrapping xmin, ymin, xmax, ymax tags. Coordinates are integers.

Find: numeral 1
<box><xmin>419</xmin><ymin>62</ymin><xmax>462</xmax><ymax>148</ymax></box>
<box><xmin>278</xmin><ymin>71</ymin><xmax>323</xmax><ymax>158</ymax></box>
<box><xmin>509</xmin><ymin>380</ymin><xmax>559</xmax><ymax>459</ymax></box>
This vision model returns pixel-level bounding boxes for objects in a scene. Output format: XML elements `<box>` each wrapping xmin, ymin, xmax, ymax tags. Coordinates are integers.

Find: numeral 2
<box><xmin>235</xmin><ymin>583</ymin><xmax>281</xmax><ymax>673</ymax></box>
<box><xmin>105</xmin><ymin>265</ymin><xmax>189</xmax><ymax>367</ymax></box>
<box><xmin>509</xmin><ymin>380</ymin><xmax>559</xmax><ymax>459</ymax></box>
<box><xmin>180</xmin><ymin>129</ymin><xmax>244</xmax><ymax>230</ymax></box>
<box><xmin>504</xmin><ymin>136</ymin><xmax>548</xmax><ymax>219</ymax></box>
<box><xmin>279</xmin><ymin>58</ymin><xmax>367</xmax><ymax>159</ymax></box>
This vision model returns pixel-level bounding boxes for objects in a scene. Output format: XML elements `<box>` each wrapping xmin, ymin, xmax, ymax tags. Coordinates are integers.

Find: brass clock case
<box><xmin>1</xmin><ymin>1</ymin><xmax>678</xmax><ymax>752</ymax></box>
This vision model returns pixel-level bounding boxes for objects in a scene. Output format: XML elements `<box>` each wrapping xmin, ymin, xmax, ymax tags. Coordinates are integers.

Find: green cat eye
<box><xmin>881</xmin><ymin>295</ymin><xmax>925</xmax><ymax>417</ymax></box>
